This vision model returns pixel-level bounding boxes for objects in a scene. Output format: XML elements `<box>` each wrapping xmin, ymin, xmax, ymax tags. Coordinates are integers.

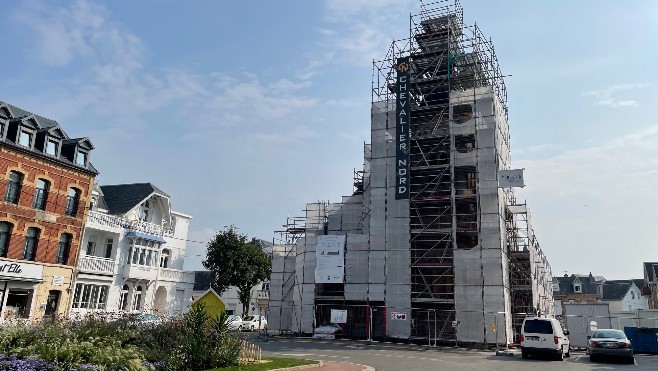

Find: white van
<box><xmin>521</xmin><ymin>317</ymin><xmax>570</xmax><ymax>360</ymax></box>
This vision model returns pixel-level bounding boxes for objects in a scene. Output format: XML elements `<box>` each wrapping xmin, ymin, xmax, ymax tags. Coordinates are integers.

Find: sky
<box><xmin>1</xmin><ymin>0</ymin><xmax>657</xmax><ymax>279</ymax></box>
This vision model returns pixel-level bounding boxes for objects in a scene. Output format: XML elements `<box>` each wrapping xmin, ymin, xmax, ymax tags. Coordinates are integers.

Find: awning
<box><xmin>125</xmin><ymin>231</ymin><xmax>167</xmax><ymax>244</ymax></box>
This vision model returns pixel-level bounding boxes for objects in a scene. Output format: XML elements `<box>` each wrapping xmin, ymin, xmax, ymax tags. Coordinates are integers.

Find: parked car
<box><xmin>587</xmin><ymin>329</ymin><xmax>634</xmax><ymax>364</ymax></box>
<box><xmin>520</xmin><ymin>317</ymin><xmax>570</xmax><ymax>360</ymax></box>
<box><xmin>241</xmin><ymin>315</ymin><xmax>267</xmax><ymax>331</ymax></box>
<box><xmin>225</xmin><ymin>315</ymin><xmax>242</xmax><ymax>331</ymax></box>
<box><xmin>313</xmin><ymin>323</ymin><xmax>343</xmax><ymax>339</ymax></box>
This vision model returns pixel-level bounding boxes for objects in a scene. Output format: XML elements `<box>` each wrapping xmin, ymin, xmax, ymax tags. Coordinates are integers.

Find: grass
<box><xmin>206</xmin><ymin>357</ymin><xmax>319</xmax><ymax>371</ymax></box>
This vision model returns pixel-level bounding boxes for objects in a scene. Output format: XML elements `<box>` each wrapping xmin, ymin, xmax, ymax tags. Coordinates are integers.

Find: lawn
<box><xmin>207</xmin><ymin>357</ymin><xmax>319</xmax><ymax>371</ymax></box>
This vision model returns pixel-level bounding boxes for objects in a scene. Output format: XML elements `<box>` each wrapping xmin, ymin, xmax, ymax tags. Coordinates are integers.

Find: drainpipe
<box><xmin>66</xmin><ymin>223</ymin><xmax>88</xmax><ymax>319</ymax></box>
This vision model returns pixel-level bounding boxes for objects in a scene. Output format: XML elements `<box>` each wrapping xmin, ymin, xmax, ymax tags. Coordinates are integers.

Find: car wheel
<box><xmin>565</xmin><ymin>348</ymin><xmax>571</xmax><ymax>358</ymax></box>
<box><xmin>521</xmin><ymin>351</ymin><xmax>528</xmax><ymax>359</ymax></box>
<box><xmin>626</xmin><ymin>357</ymin><xmax>635</xmax><ymax>364</ymax></box>
<box><xmin>590</xmin><ymin>355</ymin><xmax>597</xmax><ymax>363</ymax></box>
<box><xmin>556</xmin><ymin>347</ymin><xmax>564</xmax><ymax>361</ymax></box>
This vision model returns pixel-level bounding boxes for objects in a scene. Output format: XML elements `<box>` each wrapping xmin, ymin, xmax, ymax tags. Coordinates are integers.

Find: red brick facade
<box><xmin>0</xmin><ymin>145</ymin><xmax>95</xmax><ymax>267</ymax></box>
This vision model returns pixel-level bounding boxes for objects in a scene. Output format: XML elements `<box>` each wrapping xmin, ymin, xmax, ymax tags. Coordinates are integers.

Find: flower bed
<box><xmin>0</xmin><ymin>304</ymin><xmax>242</xmax><ymax>371</ymax></box>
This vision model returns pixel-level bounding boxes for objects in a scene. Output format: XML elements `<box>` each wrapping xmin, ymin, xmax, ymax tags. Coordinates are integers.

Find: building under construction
<box><xmin>269</xmin><ymin>0</ymin><xmax>553</xmax><ymax>345</ymax></box>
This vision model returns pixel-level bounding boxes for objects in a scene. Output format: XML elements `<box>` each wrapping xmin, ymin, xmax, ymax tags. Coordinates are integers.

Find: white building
<box><xmin>70</xmin><ymin>183</ymin><xmax>195</xmax><ymax>318</ymax></box>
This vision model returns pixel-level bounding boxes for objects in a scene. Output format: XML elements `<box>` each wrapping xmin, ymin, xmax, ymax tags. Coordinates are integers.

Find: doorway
<box><xmin>45</xmin><ymin>290</ymin><xmax>61</xmax><ymax>317</ymax></box>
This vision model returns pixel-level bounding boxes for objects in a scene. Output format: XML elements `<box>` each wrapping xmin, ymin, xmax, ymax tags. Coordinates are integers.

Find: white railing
<box><xmin>87</xmin><ymin>210</ymin><xmax>164</xmax><ymax>236</ymax></box>
<box><xmin>123</xmin><ymin>264</ymin><xmax>158</xmax><ymax>281</ymax></box>
<box><xmin>78</xmin><ymin>255</ymin><xmax>115</xmax><ymax>274</ymax></box>
<box><xmin>159</xmin><ymin>268</ymin><xmax>195</xmax><ymax>283</ymax></box>
<box><xmin>256</xmin><ymin>290</ymin><xmax>269</xmax><ymax>299</ymax></box>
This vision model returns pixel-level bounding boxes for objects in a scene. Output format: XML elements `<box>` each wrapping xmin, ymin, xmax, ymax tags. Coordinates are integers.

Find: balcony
<box><xmin>123</xmin><ymin>264</ymin><xmax>158</xmax><ymax>281</ymax></box>
<box><xmin>159</xmin><ymin>268</ymin><xmax>195</xmax><ymax>283</ymax></box>
<box><xmin>256</xmin><ymin>290</ymin><xmax>269</xmax><ymax>300</ymax></box>
<box><xmin>77</xmin><ymin>256</ymin><xmax>115</xmax><ymax>275</ymax></box>
<box><xmin>87</xmin><ymin>210</ymin><xmax>164</xmax><ymax>236</ymax></box>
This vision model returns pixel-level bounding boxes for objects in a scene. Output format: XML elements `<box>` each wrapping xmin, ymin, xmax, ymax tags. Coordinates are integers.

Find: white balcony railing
<box><xmin>87</xmin><ymin>210</ymin><xmax>165</xmax><ymax>236</ymax></box>
<box><xmin>256</xmin><ymin>290</ymin><xmax>269</xmax><ymax>299</ymax></box>
<box><xmin>78</xmin><ymin>255</ymin><xmax>115</xmax><ymax>275</ymax></box>
<box><xmin>123</xmin><ymin>264</ymin><xmax>158</xmax><ymax>281</ymax></box>
<box><xmin>159</xmin><ymin>268</ymin><xmax>195</xmax><ymax>283</ymax></box>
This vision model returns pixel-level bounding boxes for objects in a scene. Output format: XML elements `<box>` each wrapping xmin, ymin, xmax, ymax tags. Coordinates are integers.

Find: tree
<box><xmin>202</xmin><ymin>226</ymin><xmax>271</xmax><ymax>316</ymax></box>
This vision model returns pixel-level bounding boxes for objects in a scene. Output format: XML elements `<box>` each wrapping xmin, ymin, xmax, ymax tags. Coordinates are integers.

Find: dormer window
<box><xmin>553</xmin><ymin>282</ymin><xmax>559</xmax><ymax>292</ymax></box>
<box><xmin>75</xmin><ymin>150</ymin><xmax>87</xmax><ymax>166</ymax></box>
<box><xmin>574</xmin><ymin>284</ymin><xmax>582</xmax><ymax>293</ymax></box>
<box><xmin>140</xmin><ymin>200</ymin><xmax>150</xmax><ymax>222</ymax></box>
<box><xmin>18</xmin><ymin>129</ymin><xmax>33</xmax><ymax>147</ymax></box>
<box><xmin>46</xmin><ymin>139</ymin><xmax>58</xmax><ymax>156</ymax></box>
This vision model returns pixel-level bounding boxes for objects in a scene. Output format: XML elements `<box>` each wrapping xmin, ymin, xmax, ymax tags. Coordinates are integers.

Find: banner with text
<box><xmin>395</xmin><ymin>56</ymin><xmax>410</xmax><ymax>199</ymax></box>
<box><xmin>315</xmin><ymin>235</ymin><xmax>346</xmax><ymax>283</ymax></box>
<box><xmin>498</xmin><ymin>169</ymin><xmax>525</xmax><ymax>188</ymax></box>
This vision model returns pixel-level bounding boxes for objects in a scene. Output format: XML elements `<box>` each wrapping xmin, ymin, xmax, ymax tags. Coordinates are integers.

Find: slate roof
<box><xmin>553</xmin><ymin>274</ymin><xmax>598</xmax><ymax>296</ymax></box>
<box><xmin>193</xmin><ymin>271</ymin><xmax>214</xmax><ymax>291</ymax></box>
<box><xmin>100</xmin><ymin>183</ymin><xmax>169</xmax><ymax>215</ymax></box>
<box><xmin>644</xmin><ymin>262</ymin><xmax>658</xmax><ymax>283</ymax></box>
<box><xmin>0</xmin><ymin>100</ymin><xmax>97</xmax><ymax>174</ymax></box>
<box><xmin>601</xmin><ymin>282</ymin><xmax>631</xmax><ymax>301</ymax></box>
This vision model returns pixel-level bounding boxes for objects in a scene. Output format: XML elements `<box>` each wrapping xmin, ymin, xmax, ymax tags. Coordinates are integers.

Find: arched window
<box><xmin>119</xmin><ymin>284</ymin><xmax>130</xmax><ymax>311</ymax></box>
<box><xmin>22</xmin><ymin>227</ymin><xmax>39</xmax><ymax>261</ymax></box>
<box><xmin>132</xmin><ymin>285</ymin><xmax>143</xmax><ymax>311</ymax></box>
<box><xmin>0</xmin><ymin>221</ymin><xmax>12</xmax><ymax>257</ymax></box>
<box><xmin>65</xmin><ymin>188</ymin><xmax>80</xmax><ymax>216</ymax></box>
<box><xmin>56</xmin><ymin>233</ymin><xmax>72</xmax><ymax>264</ymax></box>
<box><xmin>4</xmin><ymin>171</ymin><xmax>23</xmax><ymax>204</ymax></box>
<box><xmin>160</xmin><ymin>249</ymin><xmax>170</xmax><ymax>268</ymax></box>
<box><xmin>32</xmin><ymin>179</ymin><xmax>50</xmax><ymax>210</ymax></box>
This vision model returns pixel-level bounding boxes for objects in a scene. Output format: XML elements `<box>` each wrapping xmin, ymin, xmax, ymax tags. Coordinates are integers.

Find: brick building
<box><xmin>0</xmin><ymin>101</ymin><xmax>97</xmax><ymax>322</ymax></box>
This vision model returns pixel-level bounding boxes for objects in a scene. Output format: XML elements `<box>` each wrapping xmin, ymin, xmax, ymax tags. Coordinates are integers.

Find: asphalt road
<box><xmin>252</xmin><ymin>336</ymin><xmax>658</xmax><ymax>371</ymax></box>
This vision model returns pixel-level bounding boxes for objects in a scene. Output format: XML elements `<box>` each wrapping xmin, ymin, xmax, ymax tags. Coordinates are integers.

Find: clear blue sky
<box><xmin>1</xmin><ymin>0</ymin><xmax>657</xmax><ymax>279</ymax></box>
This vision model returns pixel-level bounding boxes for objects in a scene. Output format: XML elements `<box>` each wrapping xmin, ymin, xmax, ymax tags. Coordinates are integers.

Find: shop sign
<box><xmin>0</xmin><ymin>260</ymin><xmax>44</xmax><ymax>281</ymax></box>
<box><xmin>52</xmin><ymin>276</ymin><xmax>64</xmax><ymax>286</ymax></box>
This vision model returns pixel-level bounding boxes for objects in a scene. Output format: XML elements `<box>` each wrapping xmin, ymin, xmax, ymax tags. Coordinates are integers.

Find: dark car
<box><xmin>587</xmin><ymin>329</ymin><xmax>634</xmax><ymax>364</ymax></box>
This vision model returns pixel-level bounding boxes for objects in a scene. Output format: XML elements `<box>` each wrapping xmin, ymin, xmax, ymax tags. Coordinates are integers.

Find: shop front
<box><xmin>0</xmin><ymin>259</ymin><xmax>44</xmax><ymax>322</ymax></box>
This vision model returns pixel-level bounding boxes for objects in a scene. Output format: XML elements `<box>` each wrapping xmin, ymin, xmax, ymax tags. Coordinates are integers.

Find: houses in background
<box><xmin>0</xmin><ymin>100</ymin><xmax>195</xmax><ymax>322</ymax></box>
<box><xmin>553</xmin><ymin>272</ymin><xmax>649</xmax><ymax>316</ymax></box>
<box><xmin>192</xmin><ymin>271</ymin><xmax>269</xmax><ymax>318</ymax></box>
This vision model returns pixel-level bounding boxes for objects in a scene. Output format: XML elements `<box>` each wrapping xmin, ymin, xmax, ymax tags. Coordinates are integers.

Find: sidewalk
<box><xmin>282</xmin><ymin>361</ymin><xmax>374</xmax><ymax>371</ymax></box>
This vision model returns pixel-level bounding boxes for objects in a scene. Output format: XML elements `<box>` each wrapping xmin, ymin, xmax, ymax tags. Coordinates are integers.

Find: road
<box><xmin>252</xmin><ymin>336</ymin><xmax>658</xmax><ymax>371</ymax></box>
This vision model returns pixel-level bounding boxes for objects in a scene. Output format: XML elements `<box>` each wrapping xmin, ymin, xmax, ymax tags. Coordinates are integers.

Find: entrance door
<box><xmin>45</xmin><ymin>290</ymin><xmax>61</xmax><ymax>317</ymax></box>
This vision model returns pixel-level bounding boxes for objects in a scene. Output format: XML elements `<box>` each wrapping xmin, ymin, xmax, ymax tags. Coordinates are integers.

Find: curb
<box><xmin>270</xmin><ymin>360</ymin><xmax>324</xmax><ymax>370</ymax></box>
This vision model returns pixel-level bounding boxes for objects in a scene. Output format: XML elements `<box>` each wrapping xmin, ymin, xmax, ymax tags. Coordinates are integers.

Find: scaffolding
<box><xmin>270</xmin><ymin>0</ymin><xmax>553</xmax><ymax>346</ymax></box>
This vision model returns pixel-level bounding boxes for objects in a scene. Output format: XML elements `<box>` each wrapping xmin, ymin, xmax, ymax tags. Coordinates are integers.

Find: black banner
<box><xmin>395</xmin><ymin>56</ymin><xmax>410</xmax><ymax>200</ymax></box>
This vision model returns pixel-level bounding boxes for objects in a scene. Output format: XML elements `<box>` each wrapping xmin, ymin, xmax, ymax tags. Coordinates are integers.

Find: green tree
<box><xmin>202</xmin><ymin>226</ymin><xmax>271</xmax><ymax>315</ymax></box>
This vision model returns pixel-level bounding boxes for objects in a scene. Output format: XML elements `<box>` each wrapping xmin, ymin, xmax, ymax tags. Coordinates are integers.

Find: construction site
<box><xmin>269</xmin><ymin>0</ymin><xmax>554</xmax><ymax>346</ymax></box>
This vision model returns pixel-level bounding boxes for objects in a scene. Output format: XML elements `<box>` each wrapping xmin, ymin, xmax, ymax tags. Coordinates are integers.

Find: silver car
<box><xmin>587</xmin><ymin>329</ymin><xmax>634</xmax><ymax>364</ymax></box>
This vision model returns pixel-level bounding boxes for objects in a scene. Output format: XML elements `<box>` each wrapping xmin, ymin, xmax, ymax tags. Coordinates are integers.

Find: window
<box><xmin>45</xmin><ymin>140</ymin><xmax>58</xmax><ymax>156</ymax></box>
<box><xmin>105</xmin><ymin>238</ymin><xmax>113</xmax><ymax>259</ymax></box>
<box><xmin>140</xmin><ymin>200</ymin><xmax>150</xmax><ymax>222</ymax></box>
<box><xmin>72</xmin><ymin>283</ymin><xmax>109</xmax><ymax>309</ymax></box>
<box><xmin>75</xmin><ymin>150</ymin><xmax>87</xmax><ymax>166</ymax></box>
<box><xmin>32</xmin><ymin>179</ymin><xmax>49</xmax><ymax>210</ymax></box>
<box><xmin>553</xmin><ymin>282</ymin><xmax>559</xmax><ymax>292</ymax></box>
<box><xmin>160</xmin><ymin>249</ymin><xmax>170</xmax><ymax>268</ymax></box>
<box><xmin>0</xmin><ymin>222</ymin><xmax>12</xmax><ymax>257</ymax></box>
<box><xmin>22</xmin><ymin>227</ymin><xmax>39</xmax><ymax>261</ymax></box>
<box><xmin>631</xmin><ymin>291</ymin><xmax>635</xmax><ymax>300</ymax></box>
<box><xmin>18</xmin><ymin>130</ymin><xmax>32</xmax><ymax>147</ymax></box>
<box><xmin>574</xmin><ymin>284</ymin><xmax>582</xmax><ymax>293</ymax></box>
<box><xmin>119</xmin><ymin>285</ymin><xmax>130</xmax><ymax>311</ymax></box>
<box><xmin>56</xmin><ymin>233</ymin><xmax>72</xmax><ymax>264</ymax></box>
<box><xmin>64</xmin><ymin>188</ymin><xmax>80</xmax><ymax>216</ymax></box>
<box><xmin>132</xmin><ymin>286</ymin><xmax>143</xmax><ymax>311</ymax></box>
<box><xmin>4</xmin><ymin>171</ymin><xmax>23</xmax><ymax>204</ymax></box>
<box><xmin>86</xmin><ymin>240</ymin><xmax>96</xmax><ymax>256</ymax></box>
